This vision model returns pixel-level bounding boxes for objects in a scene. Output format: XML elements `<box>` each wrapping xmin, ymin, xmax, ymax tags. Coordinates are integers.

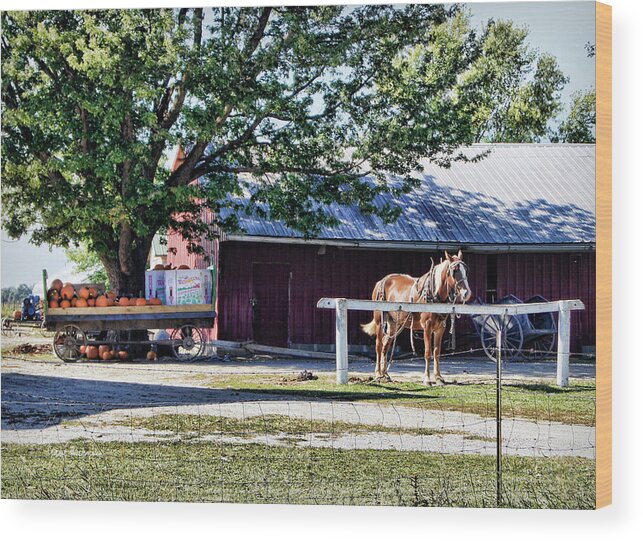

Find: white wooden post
<box><xmin>557</xmin><ymin>303</ymin><xmax>571</xmax><ymax>387</ymax></box>
<box><xmin>335</xmin><ymin>298</ymin><xmax>349</xmax><ymax>384</ymax></box>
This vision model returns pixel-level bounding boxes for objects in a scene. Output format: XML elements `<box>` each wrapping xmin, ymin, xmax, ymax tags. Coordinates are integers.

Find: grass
<box><xmin>110</xmin><ymin>413</ymin><xmax>492</xmax><ymax>442</ymax></box>
<box><xmin>196</xmin><ymin>373</ymin><xmax>596</xmax><ymax>426</ymax></box>
<box><xmin>1</xmin><ymin>440</ymin><xmax>595</xmax><ymax>509</ymax></box>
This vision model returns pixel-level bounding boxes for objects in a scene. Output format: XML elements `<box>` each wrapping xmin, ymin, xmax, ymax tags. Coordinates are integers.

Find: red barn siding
<box><xmin>168</xmin><ymin>236</ymin><xmax>595</xmax><ymax>352</ymax></box>
<box><xmin>496</xmin><ymin>252</ymin><xmax>595</xmax><ymax>352</ymax></box>
<box><xmin>217</xmin><ymin>242</ymin><xmax>488</xmax><ymax>347</ymax></box>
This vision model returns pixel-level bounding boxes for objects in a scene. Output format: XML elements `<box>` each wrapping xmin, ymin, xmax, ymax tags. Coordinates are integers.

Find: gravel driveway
<box><xmin>1</xmin><ymin>355</ymin><xmax>595</xmax><ymax>458</ymax></box>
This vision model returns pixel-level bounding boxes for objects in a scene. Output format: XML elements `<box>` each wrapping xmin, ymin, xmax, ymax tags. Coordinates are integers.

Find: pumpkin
<box><xmin>106</xmin><ymin>290</ymin><xmax>117</xmax><ymax>301</ymax></box>
<box><xmin>78</xmin><ymin>287</ymin><xmax>90</xmax><ymax>299</ymax></box>
<box><xmin>134</xmin><ymin>298</ymin><xmax>147</xmax><ymax>306</ymax></box>
<box><xmin>149</xmin><ymin>297</ymin><xmax>163</xmax><ymax>306</ymax></box>
<box><xmin>60</xmin><ymin>300</ymin><xmax>71</xmax><ymax>309</ymax></box>
<box><xmin>86</xmin><ymin>346</ymin><xmax>99</xmax><ymax>360</ymax></box>
<box><xmin>87</xmin><ymin>298</ymin><xmax>96</xmax><ymax>307</ymax></box>
<box><xmin>117</xmin><ymin>350</ymin><xmax>129</xmax><ymax>361</ymax></box>
<box><xmin>146</xmin><ymin>350</ymin><xmax>157</xmax><ymax>361</ymax></box>
<box><xmin>49</xmin><ymin>301</ymin><xmax>59</xmax><ymax>309</ymax></box>
<box><xmin>50</xmin><ymin>278</ymin><xmax>63</xmax><ymax>291</ymax></box>
<box><xmin>88</xmin><ymin>287</ymin><xmax>98</xmax><ymax>298</ymax></box>
<box><xmin>95</xmin><ymin>296</ymin><xmax>108</xmax><ymax>308</ymax></box>
<box><xmin>107</xmin><ymin>298</ymin><xmax>116</xmax><ymax>307</ymax></box>
<box><xmin>101</xmin><ymin>350</ymin><xmax>114</xmax><ymax>361</ymax></box>
<box><xmin>61</xmin><ymin>284</ymin><xmax>75</xmax><ymax>300</ymax></box>
<box><xmin>98</xmin><ymin>345</ymin><xmax>111</xmax><ymax>357</ymax></box>
<box><xmin>153</xmin><ymin>263</ymin><xmax>165</xmax><ymax>271</ymax></box>
<box><xmin>164</xmin><ymin>264</ymin><xmax>173</xmax><ymax>270</ymax></box>
<box><xmin>13</xmin><ymin>310</ymin><xmax>22</xmax><ymax>320</ymax></box>
<box><xmin>118</xmin><ymin>297</ymin><xmax>130</xmax><ymax>307</ymax></box>
<box><xmin>70</xmin><ymin>297</ymin><xmax>78</xmax><ymax>307</ymax></box>
<box><xmin>79</xmin><ymin>345</ymin><xmax>86</xmax><ymax>355</ymax></box>
<box><xmin>178</xmin><ymin>265</ymin><xmax>190</xmax><ymax>270</ymax></box>
<box><xmin>76</xmin><ymin>298</ymin><xmax>88</xmax><ymax>308</ymax></box>
<box><xmin>47</xmin><ymin>288</ymin><xmax>60</xmax><ymax>301</ymax></box>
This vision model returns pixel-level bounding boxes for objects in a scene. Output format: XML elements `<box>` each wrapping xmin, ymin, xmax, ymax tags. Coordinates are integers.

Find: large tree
<box><xmin>2</xmin><ymin>6</ymin><xmax>568</xmax><ymax>295</ymax></box>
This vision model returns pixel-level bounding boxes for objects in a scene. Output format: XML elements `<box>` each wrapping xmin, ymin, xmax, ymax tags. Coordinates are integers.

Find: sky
<box><xmin>0</xmin><ymin>1</ymin><xmax>597</xmax><ymax>288</ymax></box>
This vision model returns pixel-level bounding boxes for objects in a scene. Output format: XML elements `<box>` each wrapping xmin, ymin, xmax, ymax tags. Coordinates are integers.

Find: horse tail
<box><xmin>361</xmin><ymin>319</ymin><xmax>378</xmax><ymax>336</ymax></box>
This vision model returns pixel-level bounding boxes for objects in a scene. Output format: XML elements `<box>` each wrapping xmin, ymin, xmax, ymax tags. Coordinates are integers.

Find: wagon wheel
<box><xmin>522</xmin><ymin>311</ymin><xmax>557</xmax><ymax>361</ymax></box>
<box><xmin>1</xmin><ymin>317</ymin><xmax>16</xmax><ymax>338</ymax></box>
<box><xmin>480</xmin><ymin>315</ymin><xmax>523</xmax><ymax>362</ymax></box>
<box><xmin>171</xmin><ymin>325</ymin><xmax>205</xmax><ymax>361</ymax></box>
<box><xmin>522</xmin><ymin>333</ymin><xmax>557</xmax><ymax>361</ymax></box>
<box><xmin>53</xmin><ymin>325</ymin><xmax>87</xmax><ymax>362</ymax></box>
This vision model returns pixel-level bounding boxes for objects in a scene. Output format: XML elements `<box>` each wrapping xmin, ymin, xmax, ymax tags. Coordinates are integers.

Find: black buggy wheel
<box><xmin>1</xmin><ymin>317</ymin><xmax>16</xmax><ymax>338</ymax></box>
<box><xmin>53</xmin><ymin>325</ymin><xmax>87</xmax><ymax>362</ymax></box>
<box><xmin>171</xmin><ymin>325</ymin><xmax>205</xmax><ymax>361</ymax></box>
<box><xmin>480</xmin><ymin>314</ymin><xmax>523</xmax><ymax>362</ymax></box>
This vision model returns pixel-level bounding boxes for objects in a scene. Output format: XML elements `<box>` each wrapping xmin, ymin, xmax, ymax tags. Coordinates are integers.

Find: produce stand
<box><xmin>41</xmin><ymin>270</ymin><xmax>216</xmax><ymax>362</ymax></box>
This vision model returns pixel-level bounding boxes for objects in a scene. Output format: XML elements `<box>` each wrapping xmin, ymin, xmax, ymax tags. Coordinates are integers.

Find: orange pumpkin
<box><xmin>146</xmin><ymin>350</ymin><xmax>157</xmax><ymax>361</ymax></box>
<box><xmin>101</xmin><ymin>350</ymin><xmax>114</xmax><ymax>361</ymax></box>
<box><xmin>153</xmin><ymin>264</ymin><xmax>165</xmax><ymax>271</ymax></box>
<box><xmin>88</xmin><ymin>287</ymin><xmax>98</xmax><ymax>298</ymax></box>
<box><xmin>87</xmin><ymin>298</ymin><xmax>96</xmax><ymax>307</ymax></box>
<box><xmin>149</xmin><ymin>297</ymin><xmax>163</xmax><ymax>306</ymax></box>
<box><xmin>118</xmin><ymin>297</ymin><xmax>130</xmax><ymax>307</ymax></box>
<box><xmin>50</xmin><ymin>278</ymin><xmax>63</xmax><ymax>292</ymax></box>
<box><xmin>48</xmin><ymin>288</ymin><xmax>60</xmax><ymax>301</ymax></box>
<box><xmin>70</xmin><ymin>297</ymin><xmax>78</xmax><ymax>307</ymax></box>
<box><xmin>76</xmin><ymin>298</ymin><xmax>88</xmax><ymax>308</ymax></box>
<box><xmin>117</xmin><ymin>350</ymin><xmax>129</xmax><ymax>361</ymax></box>
<box><xmin>98</xmin><ymin>345</ymin><xmax>111</xmax><ymax>357</ymax></box>
<box><xmin>60</xmin><ymin>300</ymin><xmax>71</xmax><ymax>309</ymax></box>
<box><xmin>134</xmin><ymin>298</ymin><xmax>147</xmax><ymax>306</ymax></box>
<box><xmin>95</xmin><ymin>296</ymin><xmax>108</xmax><ymax>308</ymax></box>
<box><xmin>86</xmin><ymin>346</ymin><xmax>99</xmax><ymax>360</ymax></box>
<box><xmin>178</xmin><ymin>265</ymin><xmax>190</xmax><ymax>270</ymax></box>
<box><xmin>106</xmin><ymin>290</ymin><xmax>117</xmax><ymax>301</ymax></box>
<box><xmin>79</xmin><ymin>345</ymin><xmax>86</xmax><ymax>355</ymax></box>
<box><xmin>107</xmin><ymin>298</ymin><xmax>116</xmax><ymax>307</ymax></box>
<box><xmin>78</xmin><ymin>287</ymin><xmax>90</xmax><ymax>299</ymax></box>
<box><xmin>61</xmin><ymin>284</ymin><xmax>75</xmax><ymax>300</ymax></box>
<box><xmin>49</xmin><ymin>301</ymin><xmax>59</xmax><ymax>308</ymax></box>
<box><xmin>13</xmin><ymin>310</ymin><xmax>22</xmax><ymax>320</ymax></box>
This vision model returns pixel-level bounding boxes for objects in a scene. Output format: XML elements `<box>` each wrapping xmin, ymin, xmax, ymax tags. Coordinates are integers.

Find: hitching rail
<box><xmin>316</xmin><ymin>298</ymin><xmax>585</xmax><ymax>387</ymax></box>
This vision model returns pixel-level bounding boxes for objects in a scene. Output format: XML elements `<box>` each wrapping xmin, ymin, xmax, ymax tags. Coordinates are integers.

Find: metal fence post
<box><xmin>496</xmin><ymin>327</ymin><xmax>503</xmax><ymax>507</ymax></box>
<box><xmin>557</xmin><ymin>303</ymin><xmax>571</xmax><ymax>387</ymax></box>
<box><xmin>336</xmin><ymin>298</ymin><xmax>348</xmax><ymax>384</ymax></box>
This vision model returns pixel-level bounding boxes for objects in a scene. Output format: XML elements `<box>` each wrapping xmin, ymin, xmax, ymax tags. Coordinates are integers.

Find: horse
<box><xmin>361</xmin><ymin>250</ymin><xmax>472</xmax><ymax>385</ymax></box>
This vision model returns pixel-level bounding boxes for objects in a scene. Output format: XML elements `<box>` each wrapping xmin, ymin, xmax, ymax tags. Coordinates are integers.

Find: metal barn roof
<box><xmin>220</xmin><ymin>144</ymin><xmax>595</xmax><ymax>249</ymax></box>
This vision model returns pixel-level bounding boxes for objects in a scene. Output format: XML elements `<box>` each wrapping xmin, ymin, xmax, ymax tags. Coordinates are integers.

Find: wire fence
<box><xmin>1</xmin><ymin>368</ymin><xmax>596</xmax><ymax>508</ymax></box>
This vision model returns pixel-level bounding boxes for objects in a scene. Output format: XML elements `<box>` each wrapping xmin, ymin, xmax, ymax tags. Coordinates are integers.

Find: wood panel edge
<box><xmin>595</xmin><ymin>0</ymin><xmax>612</xmax><ymax>510</ymax></box>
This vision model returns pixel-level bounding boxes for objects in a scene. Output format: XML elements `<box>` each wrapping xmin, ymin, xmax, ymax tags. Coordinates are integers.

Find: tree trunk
<box><xmin>100</xmin><ymin>235</ymin><xmax>154</xmax><ymax>359</ymax></box>
<box><xmin>101</xmin><ymin>235</ymin><xmax>153</xmax><ymax>296</ymax></box>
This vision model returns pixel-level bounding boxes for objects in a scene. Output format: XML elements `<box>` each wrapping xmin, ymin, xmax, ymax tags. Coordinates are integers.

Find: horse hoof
<box><xmin>435</xmin><ymin>377</ymin><xmax>446</xmax><ymax>386</ymax></box>
<box><xmin>422</xmin><ymin>377</ymin><xmax>432</xmax><ymax>386</ymax></box>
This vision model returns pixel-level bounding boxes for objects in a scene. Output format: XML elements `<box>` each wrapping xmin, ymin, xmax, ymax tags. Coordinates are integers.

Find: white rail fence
<box><xmin>316</xmin><ymin>298</ymin><xmax>585</xmax><ymax>387</ymax></box>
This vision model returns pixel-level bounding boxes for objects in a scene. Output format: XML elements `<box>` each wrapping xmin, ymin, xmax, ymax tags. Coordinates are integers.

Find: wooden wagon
<box><xmin>41</xmin><ymin>270</ymin><xmax>216</xmax><ymax>362</ymax></box>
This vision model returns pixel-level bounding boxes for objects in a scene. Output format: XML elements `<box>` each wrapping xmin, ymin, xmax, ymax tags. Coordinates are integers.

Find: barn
<box><xmin>167</xmin><ymin>143</ymin><xmax>596</xmax><ymax>354</ymax></box>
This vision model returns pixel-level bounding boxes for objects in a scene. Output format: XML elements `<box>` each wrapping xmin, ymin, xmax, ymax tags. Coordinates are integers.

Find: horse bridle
<box><xmin>418</xmin><ymin>259</ymin><xmax>468</xmax><ymax>304</ymax></box>
<box><xmin>447</xmin><ymin>259</ymin><xmax>469</xmax><ymax>304</ymax></box>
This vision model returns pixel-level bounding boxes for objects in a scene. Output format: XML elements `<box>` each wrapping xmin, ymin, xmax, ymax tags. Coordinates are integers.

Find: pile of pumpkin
<box><xmin>78</xmin><ymin>345</ymin><xmax>157</xmax><ymax>362</ymax></box>
<box><xmin>47</xmin><ymin>278</ymin><xmax>163</xmax><ymax>308</ymax></box>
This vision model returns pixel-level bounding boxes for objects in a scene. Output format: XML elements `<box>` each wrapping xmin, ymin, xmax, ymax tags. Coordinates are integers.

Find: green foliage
<box><xmin>1</xmin><ymin>7</ymin><xmax>573</xmax><ymax>288</ymax></box>
<box><xmin>552</xmin><ymin>89</ymin><xmax>596</xmax><ymax>143</ymax></box>
<box><xmin>1</xmin><ymin>283</ymin><xmax>34</xmax><ymax>305</ymax></box>
<box><xmin>65</xmin><ymin>243</ymin><xmax>109</xmax><ymax>287</ymax></box>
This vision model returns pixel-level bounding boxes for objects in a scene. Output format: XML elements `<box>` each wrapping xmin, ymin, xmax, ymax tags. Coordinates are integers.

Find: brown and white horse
<box><xmin>361</xmin><ymin>251</ymin><xmax>472</xmax><ymax>385</ymax></box>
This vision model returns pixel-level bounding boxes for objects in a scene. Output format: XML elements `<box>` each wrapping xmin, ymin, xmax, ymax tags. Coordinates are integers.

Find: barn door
<box><xmin>251</xmin><ymin>263</ymin><xmax>291</xmax><ymax>347</ymax></box>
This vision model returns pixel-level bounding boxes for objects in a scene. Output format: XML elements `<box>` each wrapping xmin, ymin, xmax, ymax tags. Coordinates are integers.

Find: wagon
<box><xmin>471</xmin><ymin>294</ymin><xmax>557</xmax><ymax>362</ymax></box>
<box><xmin>41</xmin><ymin>270</ymin><xmax>216</xmax><ymax>362</ymax></box>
